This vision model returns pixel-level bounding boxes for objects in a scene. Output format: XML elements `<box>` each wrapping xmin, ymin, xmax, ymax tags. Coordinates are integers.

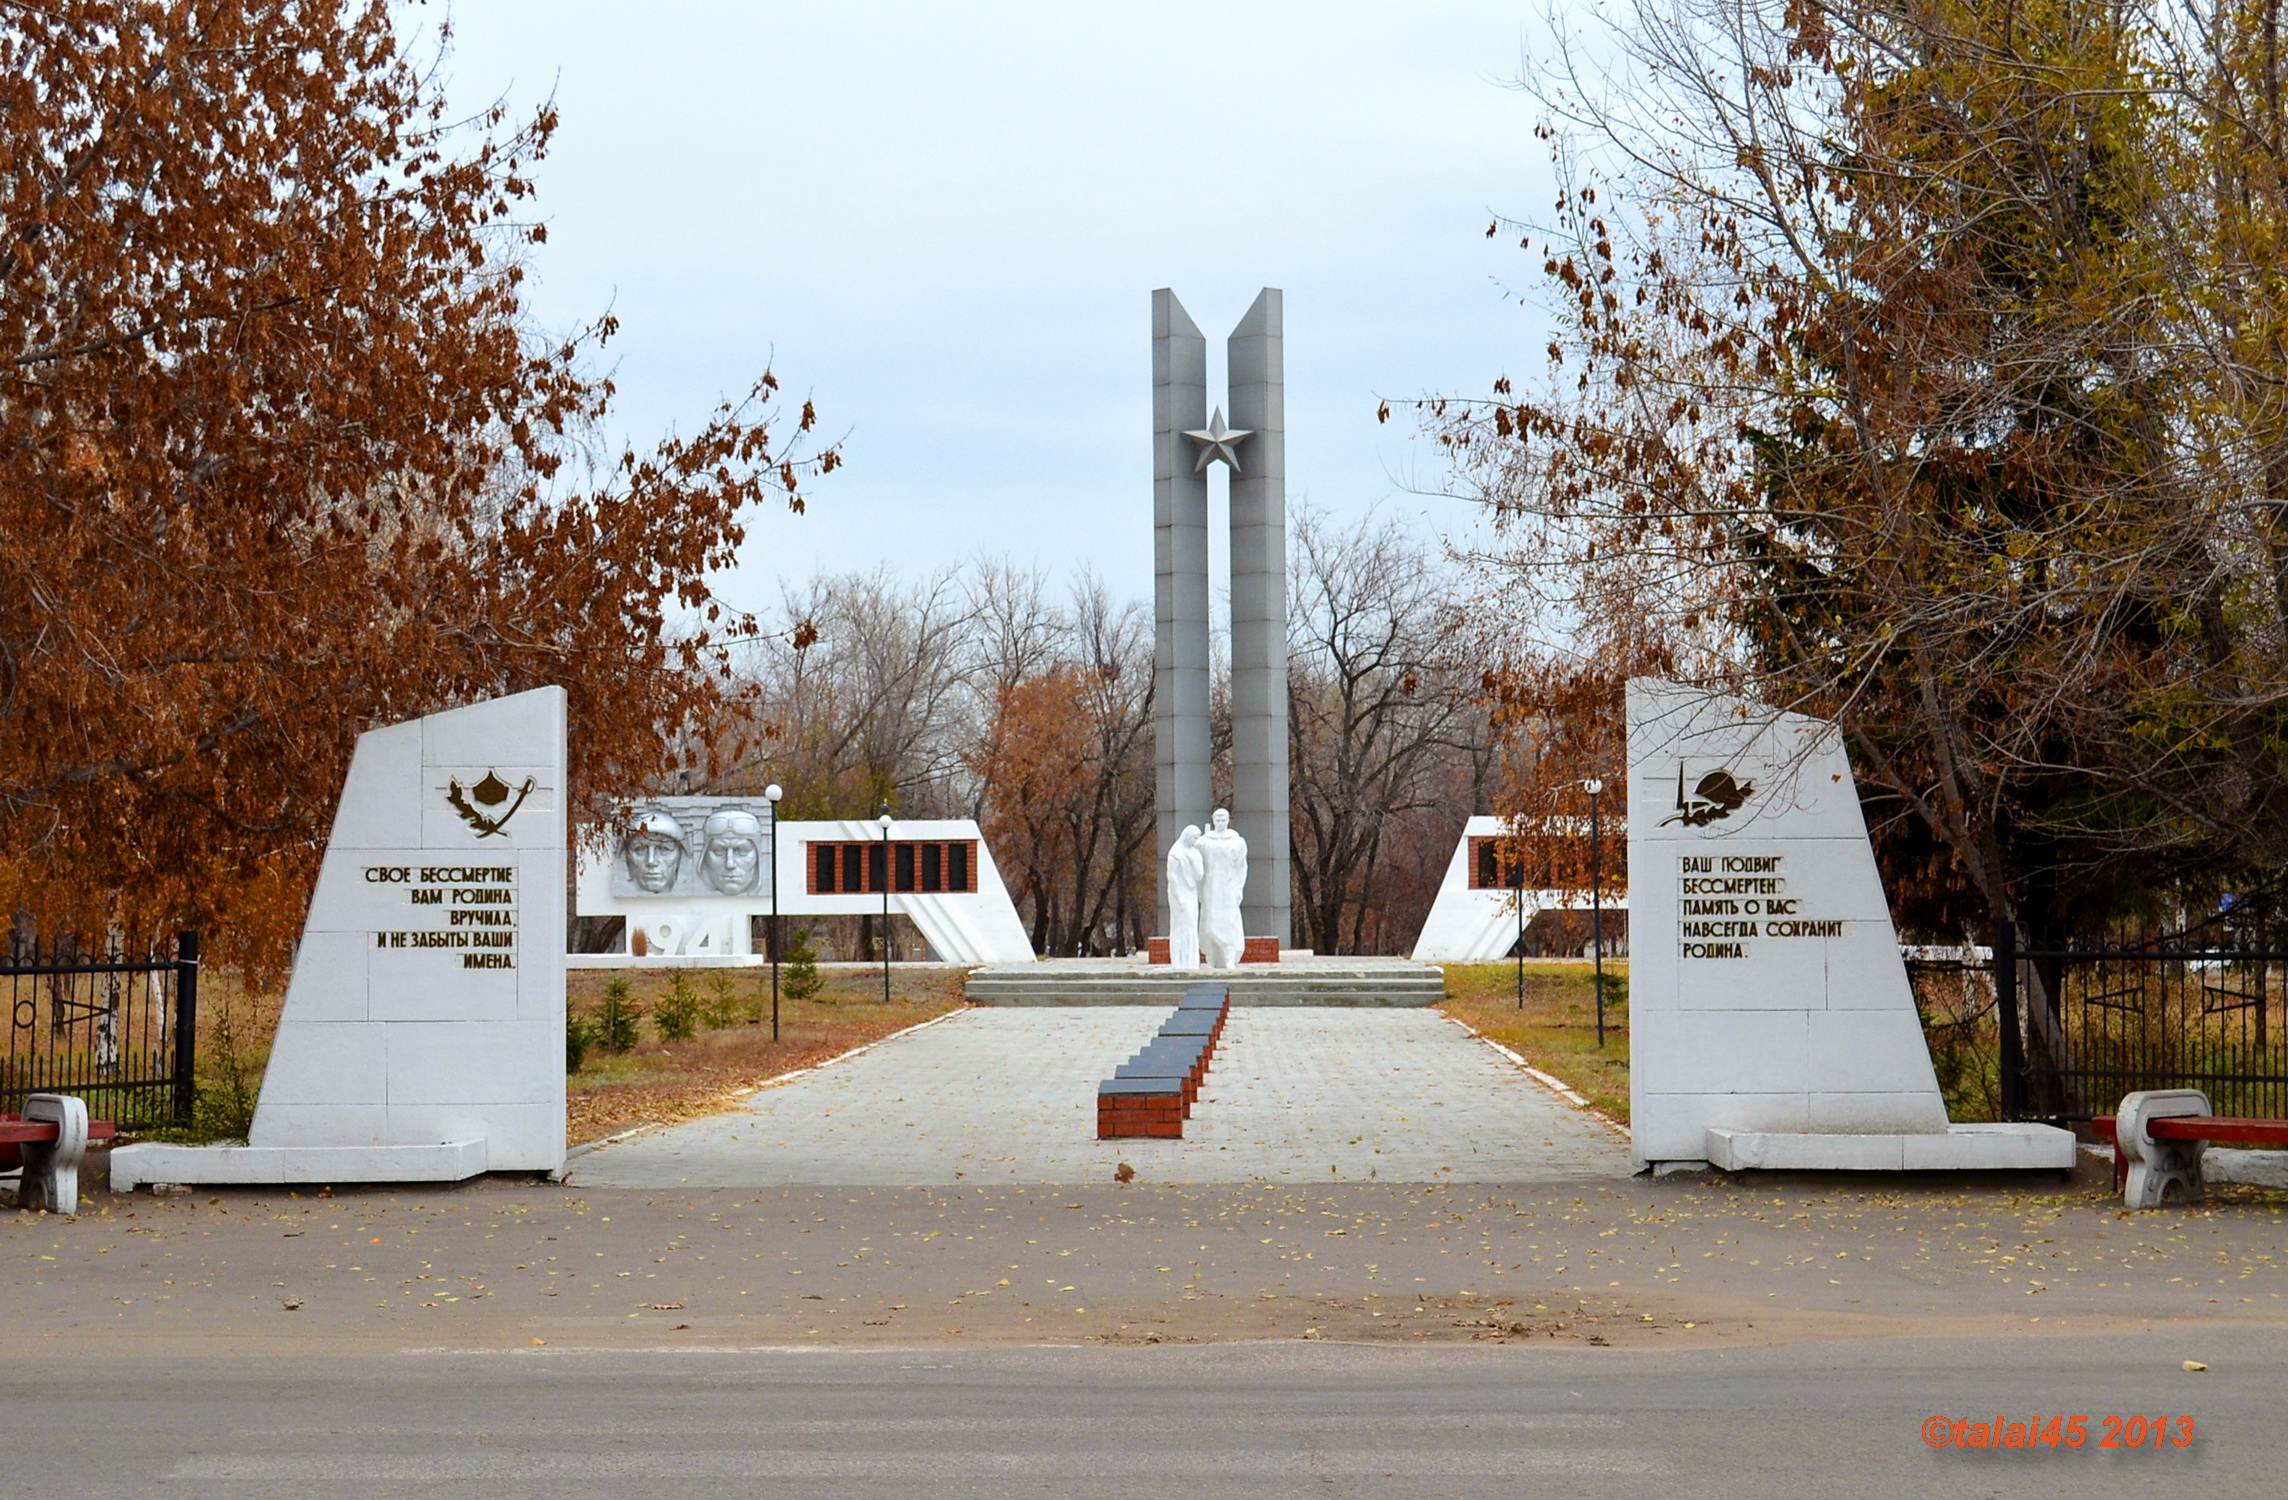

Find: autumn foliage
<box><xmin>0</xmin><ymin>2</ymin><xmax>834</xmax><ymax>965</ymax></box>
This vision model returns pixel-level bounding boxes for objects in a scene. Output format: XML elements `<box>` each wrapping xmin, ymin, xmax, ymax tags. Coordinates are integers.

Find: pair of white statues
<box><xmin>1165</xmin><ymin>808</ymin><xmax>1248</xmax><ymax>969</ymax></box>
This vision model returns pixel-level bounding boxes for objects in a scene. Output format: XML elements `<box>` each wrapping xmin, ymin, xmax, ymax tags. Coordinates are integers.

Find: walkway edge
<box><xmin>565</xmin><ymin>1005</ymin><xmax>977</xmax><ymax>1160</ymax></box>
<box><xmin>1440</xmin><ymin>1013</ymin><xmax>1632</xmax><ymax>1142</ymax></box>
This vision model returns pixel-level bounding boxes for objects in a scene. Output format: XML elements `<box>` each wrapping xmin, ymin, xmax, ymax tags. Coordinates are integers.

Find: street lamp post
<box><xmin>877</xmin><ymin>808</ymin><xmax>894</xmax><ymax>1005</ymax></box>
<box><xmin>1584</xmin><ymin>778</ymin><xmax>1606</xmax><ymax>1047</ymax></box>
<box><xmin>1512</xmin><ymin>825</ymin><xmax>1525</xmax><ymax>1010</ymax></box>
<box><xmin>765</xmin><ymin>784</ymin><xmax>783</xmax><ymax>1043</ymax></box>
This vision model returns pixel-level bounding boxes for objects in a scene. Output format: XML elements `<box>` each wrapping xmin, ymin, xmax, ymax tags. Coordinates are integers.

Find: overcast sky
<box><xmin>424</xmin><ymin>2</ymin><xmax>1559</xmax><ymax>616</ymax></box>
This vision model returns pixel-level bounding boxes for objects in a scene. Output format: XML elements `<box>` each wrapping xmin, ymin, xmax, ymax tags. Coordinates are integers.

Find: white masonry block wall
<box><xmin>113</xmin><ymin>687</ymin><xmax>566</xmax><ymax>1186</ymax></box>
<box><xmin>1627</xmin><ymin>679</ymin><xmax>1950</xmax><ymax>1168</ymax></box>
<box><xmin>1628</xmin><ymin>679</ymin><xmax>2076</xmax><ymax>1173</ymax></box>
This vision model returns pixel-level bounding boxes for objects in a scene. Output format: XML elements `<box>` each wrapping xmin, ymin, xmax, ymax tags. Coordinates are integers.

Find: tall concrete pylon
<box><xmin>1152</xmin><ymin>288</ymin><xmax>1289</xmax><ymax>945</ymax></box>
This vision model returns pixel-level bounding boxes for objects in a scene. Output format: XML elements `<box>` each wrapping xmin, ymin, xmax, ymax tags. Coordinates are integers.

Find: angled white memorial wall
<box><xmin>1626</xmin><ymin>679</ymin><xmax>2073</xmax><ymax>1173</ymax></box>
<box><xmin>1411</xmin><ymin>815</ymin><xmax>1631</xmax><ymax>962</ymax></box>
<box><xmin>113</xmin><ymin>688</ymin><xmax>567</xmax><ymax>1187</ymax></box>
<box><xmin>573</xmin><ymin>810</ymin><xmax>1034</xmax><ymax>966</ymax></box>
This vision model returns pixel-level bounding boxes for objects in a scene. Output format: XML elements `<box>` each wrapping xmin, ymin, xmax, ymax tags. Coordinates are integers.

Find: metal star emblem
<box><xmin>1184</xmin><ymin>407</ymin><xmax>1252</xmax><ymax>473</ymax></box>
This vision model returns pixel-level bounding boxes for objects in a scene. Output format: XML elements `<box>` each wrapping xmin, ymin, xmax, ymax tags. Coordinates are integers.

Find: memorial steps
<box><xmin>963</xmin><ymin>955</ymin><xmax>1446</xmax><ymax>1007</ymax></box>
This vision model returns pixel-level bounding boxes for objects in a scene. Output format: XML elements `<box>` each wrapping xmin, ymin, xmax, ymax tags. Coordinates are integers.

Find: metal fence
<box><xmin>2</xmin><ymin>932</ymin><xmax>199</xmax><ymax>1127</ymax></box>
<box><xmin>1998</xmin><ymin>912</ymin><xmax>2288</xmax><ymax>1124</ymax></box>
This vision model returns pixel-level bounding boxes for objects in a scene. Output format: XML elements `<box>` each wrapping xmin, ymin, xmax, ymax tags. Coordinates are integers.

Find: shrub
<box><xmin>654</xmin><ymin>971</ymin><xmax>700</xmax><ymax>1041</ymax></box>
<box><xmin>1592</xmin><ymin>969</ymin><xmax>1628</xmax><ymax>1013</ymax></box>
<box><xmin>600</xmin><ymin>979</ymin><xmax>643</xmax><ymax>1054</ymax></box>
<box><xmin>566</xmin><ymin>995</ymin><xmax>597</xmax><ymax>1073</ymax></box>
<box><xmin>702</xmin><ymin>970</ymin><xmax>743</xmax><ymax>1030</ymax></box>
<box><xmin>782</xmin><ymin>925</ymin><xmax>826</xmax><ymax>1005</ymax></box>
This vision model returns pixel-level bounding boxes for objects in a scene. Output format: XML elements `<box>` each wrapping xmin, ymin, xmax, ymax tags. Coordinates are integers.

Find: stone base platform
<box><xmin>1702</xmin><ymin>1122</ymin><xmax>2077</xmax><ymax>1173</ymax></box>
<box><xmin>964</xmin><ymin>956</ymin><xmax>1447</xmax><ymax>1006</ymax></box>
<box><xmin>109</xmin><ymin>1138</ymin><xmax>489</xmax><ymax>1188</ymax></box>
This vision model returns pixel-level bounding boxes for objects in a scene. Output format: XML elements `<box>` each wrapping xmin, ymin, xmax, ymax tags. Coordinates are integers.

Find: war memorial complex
<box><xmin>20</xmin><ymin>4</ymin><xmax>2288</xmax><ymax>1487</ymax></box>
<box><xmin>94</xmin><ymin>291</ymin><xmax>2083</xmax><ymax>1197</ymax></box>
<box><xmin>14</xmin><ymin>288</ymin><xmax>2279</xmax><ymax>1500</ymax></box>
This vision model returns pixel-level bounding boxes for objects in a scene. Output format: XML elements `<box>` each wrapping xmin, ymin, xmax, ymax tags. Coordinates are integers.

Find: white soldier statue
<box><xmin>1196</xmin><ymin>807</ymin><xmax>1248</xmax><ymax>969</ymax></box>
<box><xmin>1164</xmin><ymin>824</ymin><xmax>1204</xmax><ymax>968</ymax></box>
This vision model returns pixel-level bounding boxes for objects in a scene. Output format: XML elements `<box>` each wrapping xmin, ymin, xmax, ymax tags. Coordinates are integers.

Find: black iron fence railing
<box><xmin>1</xmin><ymin>932</ymin><xmax>199</xmax><ymax>1128</ymax></box>
<box><xmin>1996</xmin><ymin>918</ymin><xmax>2288</xmax><ymax>1125</ymax></box>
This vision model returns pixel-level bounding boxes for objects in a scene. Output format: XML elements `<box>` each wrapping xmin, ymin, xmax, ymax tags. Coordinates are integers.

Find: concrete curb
<box><xmin>1440</xmin><ymin>1013</ymin><xmax>1632</xmax><ymax>1142</ymax></box>
<box><xmin>562</xmin><ymin>1005</ymin><xmax>977</xmax><ymax>1164</ymax></box>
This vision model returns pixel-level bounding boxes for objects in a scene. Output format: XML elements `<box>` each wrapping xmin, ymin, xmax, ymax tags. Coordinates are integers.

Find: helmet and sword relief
<box><xmin>1660</xmin><ymin>762</ymin><xmax>1755</xmax><ymax>827</ymax></box>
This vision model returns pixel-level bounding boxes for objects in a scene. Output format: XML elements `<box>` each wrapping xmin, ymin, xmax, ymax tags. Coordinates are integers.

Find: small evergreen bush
<box><xmin>600</xmin><ymin>978</ymin><xmax>643</xmax><ymax>1053</ymax></box>
<box><xmin>566</xmin><ymin>995</ymin><xmax>597</xmax><ymax>1072</ymax></box>
<box><xmin>703</xmin><ymin>970</ymin><xmax>742</xmax><ymax>1030</ymax></box>
<box><xmin>782</xmin><ymin>925</ymin><xmax>826</xmax><ymax>1005</ymax></box>
<box><xmin>654</xmin><ymin>971</ymin><xmax>700</xmax><ymax>1041</ymax></box>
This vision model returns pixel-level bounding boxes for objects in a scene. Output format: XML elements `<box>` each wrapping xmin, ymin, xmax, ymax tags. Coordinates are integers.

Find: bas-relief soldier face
<box><xmin>623</xmin><ymin>828</ymin><xmax>684</xmax><ymax>893</ymax></box>
<box><xmin>703</xmin><ymin>833</ymin><xmax>762</xmax><ymax>894</ymax></box>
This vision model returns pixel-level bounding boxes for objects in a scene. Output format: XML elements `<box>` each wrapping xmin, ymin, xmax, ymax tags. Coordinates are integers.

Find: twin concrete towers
<box><xmin>1153</xmin><ymin>288</ymin><xmax>1288</xmax><ymax>944</ymax></box>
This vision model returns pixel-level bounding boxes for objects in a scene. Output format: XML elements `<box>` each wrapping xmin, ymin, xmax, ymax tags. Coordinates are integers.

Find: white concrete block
<box><xmin>368</xmin><ymin>947</ymin><xmax>519</xmax><ymax>1021</ymax></box>
<box><xmin>1707</xmin><ymin>1128</ymin><xmax>1906</xmax><ymax>1171</ymax></box>
<box><xmin>108</xmin><ymin>1140</ymin><xmax>486</xmax><ymax>1187</ymax></box>
<box><xmin>251</xmin><ymin>1024</ymin><xmax>389</xmax><ymax>1108</ymax></box>
<box><xmin>110</xmin><ymin>1143</ymin><xmax>286</xmax><ymax>1187</ymax></box>
<box><xmin>1636</xmin><ymin>1091</ymin><xmax>1807</xmax><ymax>1162</ymax></box>
<box><xmin>1807</xmin><ymin>1091</ymin><xmax>1951</xmax><ymax>1134</ymax></box>
<box><xmin>1903</xmin><ymin>1124</ymin><xmax>2077</xmax><ymax>1170</ymax></box>
<box><xmin>1632</xmin><ymin>1010</ymin><xmax>1808</xmax><ymax>1093</ymax></box>
<box><xmin>384</xmin><ymin>1020</ymin><xmax>560</xmax><ymax>1105</ymax></box>
<box><xmin>1675</xmin><ymin>933</ymin><xmax>1827</xmax><ymax>1010</ymax></box>
<box><xmin>248</xmin><ymin>1104</ymin><xmax>388</xmax><ymax>1149</ymax></box>
<box><xmin>1628</xmin><ymin>679</ymin><xmax>1954</xmax><ymax>1169</ymax></box>
<box><xmin>322</xmin><ymin>721</ymin><xmax>424</xmax><ymax>849</ymax></box>
<box><xmin>454</xmin><ymin>1103</ymin><xmax>561</xmax><ymax>1172</ymax></box>
<box><xmin>280</xmin><ymin>930</ymin><xmax>370</xmax><ymax>1022</ymax></box>
<box><xmin>1806</xmin><ymin>1010</ymin><xmax>1947</xmax><ymax>1094</ymax></box>
<box><xmin>2204</xmin><ymin>1147</ymin><xmax>2288</xmax><ymax>1190</ymax></box>
<box><xmin>1706</xmin><ymin>1124</ymin><xmax>2074</xmax><ymax>1172</ymax></box>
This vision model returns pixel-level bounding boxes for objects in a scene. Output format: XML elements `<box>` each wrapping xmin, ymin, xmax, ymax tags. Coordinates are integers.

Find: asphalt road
<box><xmin>6</xmin><ymin>1330</ymin><xmax>2281</xmax><ymax>1498</ymax></box>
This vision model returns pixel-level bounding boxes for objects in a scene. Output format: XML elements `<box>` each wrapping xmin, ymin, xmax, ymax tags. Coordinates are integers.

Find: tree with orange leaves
<box><xmin>0</xmin><ymin>2</ymin><xmax>836</xmax><ymax>965</ymax></box>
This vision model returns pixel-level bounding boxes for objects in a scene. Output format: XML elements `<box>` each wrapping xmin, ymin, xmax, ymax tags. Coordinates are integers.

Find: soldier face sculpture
<box><xmin>702</xmin><ymin>809</ymin><xmax>766</xmax><ymax>894</ymax></box>
<box><xmin>621</xmin><ymin>811</ymin><xmax>686</xmax><ymax>893</ymax></box>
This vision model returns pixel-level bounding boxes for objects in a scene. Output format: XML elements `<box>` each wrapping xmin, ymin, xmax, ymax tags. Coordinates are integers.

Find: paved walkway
<box><xmin>565</xmin><ymin>1007</ymin><xmax>1631</xmax><ymax>1188</ymax></box>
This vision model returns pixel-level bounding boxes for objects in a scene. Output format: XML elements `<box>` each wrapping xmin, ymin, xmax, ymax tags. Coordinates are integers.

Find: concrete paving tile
<box><xmin>565</xmin><ymin>1007</ymin><xmax>1631</xmax><ymax>1187</ymax></box>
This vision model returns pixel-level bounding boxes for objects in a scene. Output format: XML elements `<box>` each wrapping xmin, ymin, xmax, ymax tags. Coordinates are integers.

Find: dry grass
<box><xmin>144</xmin><ymin>964</ymin><xmax>965</xmax><ymax>1147</ymax></box>
<box><xmin>566</xmin><ymin>966</ymin><xmax>967</xmax><ymax>1145</ymax></box>
<box><xmin>1438</xmin><ymin>960</ymin><xmax>1630</xmax><ymax>1122</ymax></box>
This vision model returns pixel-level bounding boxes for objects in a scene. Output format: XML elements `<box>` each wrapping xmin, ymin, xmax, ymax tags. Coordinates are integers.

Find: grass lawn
<box><xmin>565</xmin><ymin>965</ymin><xmax>967</xmax><ymax>1145</ymax></box>
<box><xmin>1438</xmin><ymin>960</ymin><xmax>1630</xmax><ymax>1123</ymax></box>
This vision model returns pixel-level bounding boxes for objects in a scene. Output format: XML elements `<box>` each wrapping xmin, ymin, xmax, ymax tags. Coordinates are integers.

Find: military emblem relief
<box><xmin>447</xmin><ymin>768</ymin><xmax>537</xmax><ymax>838</ymax></box>
<box><xmin>1659</xmin><ymin>761</ymin><xmax>1756</xmax><ymax>828</ymax></box>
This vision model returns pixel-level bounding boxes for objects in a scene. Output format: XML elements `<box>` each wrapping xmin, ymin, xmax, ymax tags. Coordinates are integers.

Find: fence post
<box><xmin>173</xmin><ymin>931</ymin><xmax>200</xmax><ymax>1126</ymax></box>
<box><xmin>1996</xmin><ymin>918</ymin><xmax>2023</xmax><ymax>1121</ymax></box>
